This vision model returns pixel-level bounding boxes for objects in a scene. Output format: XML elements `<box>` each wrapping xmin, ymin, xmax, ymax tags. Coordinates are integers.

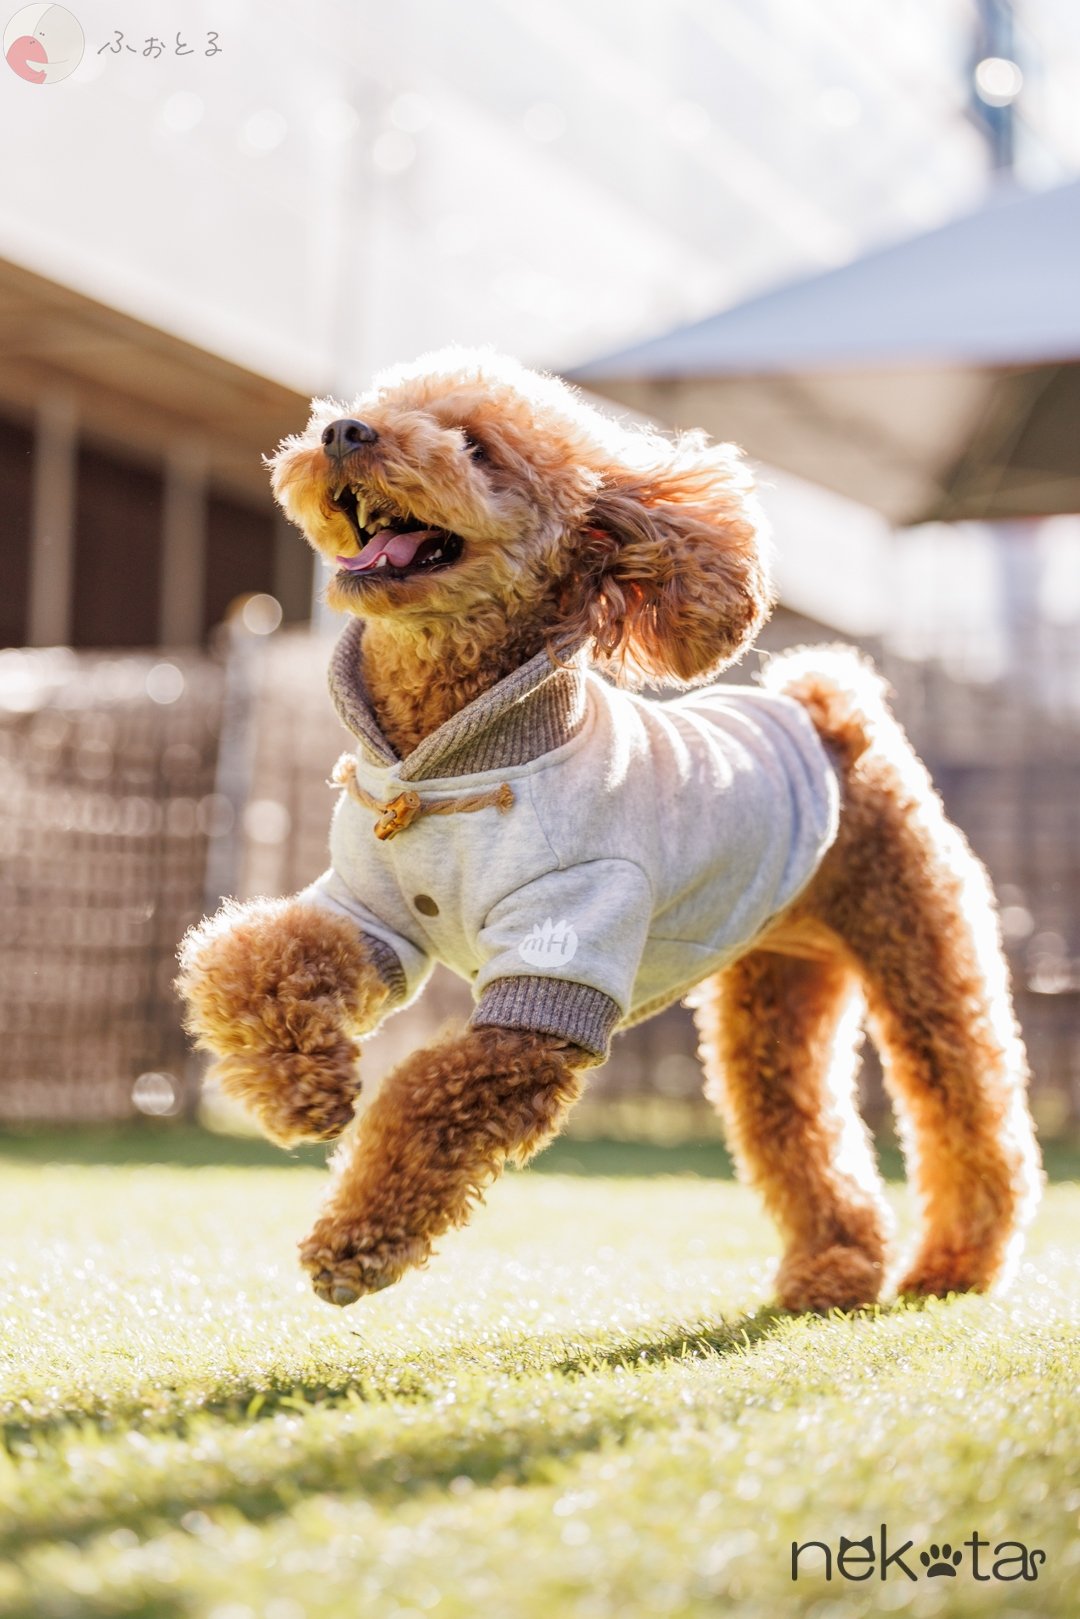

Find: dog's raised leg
<box><xmin>693</xmin><ymin>948</ymin><xmax>893</xmax><ymax>1312</ymax></box>
<box><xmin>177</xmin><ymin>898</ymin><xmax>389</xmax><ymax>1145</ymax></box>
<box><xmin>299</xmin><ymin>1026</ymin><xmax>586</xmax><ymax>1304</ymax></box>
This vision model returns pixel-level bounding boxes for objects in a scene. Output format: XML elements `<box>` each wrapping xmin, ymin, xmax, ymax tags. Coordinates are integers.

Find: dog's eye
<box><xmin>461</xmin><ymin>430</ymin><xmax>488</xmax><ymax>464</ymax></box>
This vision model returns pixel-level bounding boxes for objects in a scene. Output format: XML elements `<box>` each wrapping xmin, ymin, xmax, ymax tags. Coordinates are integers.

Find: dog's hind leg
<box><xmin>691</xmin><ymin>946</ymin><xmax>892</xmax><ymax>1312</ymax></box>
<box><xmin>771</xmin><ymin>644</ymin><xmax>1044</xmax><ymax>1299</ymax></box>
<box><xmin>808</xmin><ymin>770</ymin><xmax>1042</xmax><ymax>1299</ymax></box>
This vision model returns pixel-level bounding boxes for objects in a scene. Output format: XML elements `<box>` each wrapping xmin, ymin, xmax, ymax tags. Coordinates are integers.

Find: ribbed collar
<box><xmin>327</xmin><ymin>617</ymin><xmax>589</xmax><ymax>781</ymax></box>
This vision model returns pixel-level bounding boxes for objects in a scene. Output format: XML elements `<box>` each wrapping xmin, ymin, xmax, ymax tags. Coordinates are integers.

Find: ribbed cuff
<box><xmin>359</xmin><ymin>933</ymin><xmax>407</xmax><ymax>1006</ymax></box>
<box><xmin>471</xmin><ymin>976</ymin><xmax>620</xmax><ymax>1065</ymax></box>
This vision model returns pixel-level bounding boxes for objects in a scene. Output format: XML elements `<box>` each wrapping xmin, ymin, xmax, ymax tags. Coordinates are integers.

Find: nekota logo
<box><xmin>5</xmin><ymin>4</ymin><xmax>83</xmax><ymax>83</ymax></box>
<box><xmin>791</xmin><ymin>1525</ymin><xmax>1046</xmax><ymax>1583</ymax></box>
<box><xmin>518</xmin><ymin>917</ymin><xmax>579</xmax><ymax>968</ymax></box>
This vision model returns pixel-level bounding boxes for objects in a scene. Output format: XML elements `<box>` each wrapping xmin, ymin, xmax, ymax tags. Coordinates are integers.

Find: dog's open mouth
<box><xmin>329</xmin><ymin>486</ymin><xmax>464</xmax><ymax>578</ymax></box>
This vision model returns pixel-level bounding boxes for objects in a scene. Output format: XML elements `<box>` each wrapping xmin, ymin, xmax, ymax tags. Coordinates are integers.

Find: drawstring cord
<box><xmin>330</xmin><ymin>754</ymin><xmax>515</xmax><ymax>841</ymax></box>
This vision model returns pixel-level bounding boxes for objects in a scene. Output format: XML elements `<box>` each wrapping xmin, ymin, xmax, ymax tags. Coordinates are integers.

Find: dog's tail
<box><xmin>758</xmin><ymin>642</ymin><xmax>893</xmax><ymax>769</ymax></box>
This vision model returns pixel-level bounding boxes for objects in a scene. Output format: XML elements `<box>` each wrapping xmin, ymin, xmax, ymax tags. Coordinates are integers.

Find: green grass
<box><xmin>1</xmin><ymin>1133</ymin><xmax>1078</xmax><ymax>1618</ymax></box>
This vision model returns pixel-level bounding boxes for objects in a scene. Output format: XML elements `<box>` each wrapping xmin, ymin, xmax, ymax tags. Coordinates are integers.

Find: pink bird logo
<box><xmin>5</xmin><ymin>5</ymin><xmax>83</xmax><ymax>84</ymax></box>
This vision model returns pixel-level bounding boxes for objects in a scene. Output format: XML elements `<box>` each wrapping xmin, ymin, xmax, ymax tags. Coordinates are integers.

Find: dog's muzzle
<box><xmin>322</xmin><ymin>418</ymin><xmax>378</xmax><ymax>461</ymax></box>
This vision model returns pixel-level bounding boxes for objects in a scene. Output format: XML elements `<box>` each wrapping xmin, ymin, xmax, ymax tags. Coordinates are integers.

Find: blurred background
<box><xmin>2</xmin><ymin>0</ymin><xmax>1078</xmax><ymax>1145</ymax></box>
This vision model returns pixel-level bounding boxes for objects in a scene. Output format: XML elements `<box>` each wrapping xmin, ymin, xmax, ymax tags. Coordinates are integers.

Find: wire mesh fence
<box><xmin>0</xmin><ymin>647</ymin><xmax>223</xmax><ymax>1121</ymax></box>
<box><xmin>880</xmin><ymin>652</ymin><xmax>1080</xmax><ymax>1136</ymax></box>
<box><xmin>1</xmin><ymin>621</ymin><xmax>1077</xmax><ymax>1131</ymax></box>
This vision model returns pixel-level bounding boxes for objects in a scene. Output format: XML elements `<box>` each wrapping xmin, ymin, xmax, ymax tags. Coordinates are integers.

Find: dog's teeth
<box><xmin>333</xmin><ymin>484</ymin><xmax>346</xmax><ymax>500</ymax></box>
<box><xmin>374</xmin><ymin>554</ymin><xmax>388</xmax><ymax>568</ymax></box>
<box><xmin>355</xmin><ymin>494</ymin><xmax>369</xmax><ymax>529</ymax></box>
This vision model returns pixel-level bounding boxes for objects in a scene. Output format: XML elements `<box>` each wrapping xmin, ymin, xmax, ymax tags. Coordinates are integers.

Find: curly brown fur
<box><xmin>692</xmin><ymin>949</ymin><xmax>892</xmax><ymax>1312</ymax></box>
<box><xmin>299</xmin><ymin>1027</ymin><xmax>586</xmax><ymax>1303</ymax></box>
<box><xmin>177</xmin><ymin>349</ymin><xmax>1040</xmax><ymax>1314</ymax></box>
<box><xmin>755</xmin><ymin>648</ymin><xmax>1042</xmax><ymax>1298</ymax></box>
<box><xmin>176</xmin><ymin>897</ymin><xmax>389</xmax><ymax>1145</ymax></box>
<box><xmin>269</xmin><ymin>348</ymin><xmax>772</xmax><ymax>750</ymax></box>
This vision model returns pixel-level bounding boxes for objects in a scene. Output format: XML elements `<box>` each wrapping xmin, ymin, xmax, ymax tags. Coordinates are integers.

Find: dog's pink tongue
<box><xmin>337</xmin><ymin>529</ymin><xmax>437</xmax><ymax>573</ymax></box>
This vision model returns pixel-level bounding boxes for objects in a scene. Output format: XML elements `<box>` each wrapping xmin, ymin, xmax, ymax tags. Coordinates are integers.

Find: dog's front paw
<box><xmin>776</xmin><ymin>1243</ymin><xmax>885</xmax><ymax>1313</ymax></box>
<box><xmin>212</xmin><ymin>1044</ymin><xmax>361</xmax><ymax>1147</ymax></box>
<box><xmin>299</xmin><ymin>1218</ymin><xmax>431</xmax><ymax>1307</ymax></box>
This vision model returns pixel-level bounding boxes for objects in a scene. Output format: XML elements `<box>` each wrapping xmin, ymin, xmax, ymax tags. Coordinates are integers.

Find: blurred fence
<box><xmin>0</xmin><ymin>647</ymin><xmax>224</xmax><ymax>1121</ymax></box>
<box><xmin>1</xmin><ymin>620</ymin><xmax>1078</xmax><ymax>1132</ymax></box>
<box><xmin>881</xmin><ymin>652</ymin><xmax>1080</xmax><ymax>1135</ymax></box>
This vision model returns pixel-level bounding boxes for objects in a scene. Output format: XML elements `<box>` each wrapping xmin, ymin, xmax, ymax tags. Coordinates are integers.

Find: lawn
<box><xmin>1</xmin><ymin>1127</ymin><xmax>1077</xmax><ymax>1618</ymax></box>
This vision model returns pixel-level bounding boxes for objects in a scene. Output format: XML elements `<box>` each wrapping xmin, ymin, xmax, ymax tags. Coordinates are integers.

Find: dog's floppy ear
<box><xmin>558</xmin><ymin>436</ymin><xmax>774</xmax><ymax>687</ymax></box>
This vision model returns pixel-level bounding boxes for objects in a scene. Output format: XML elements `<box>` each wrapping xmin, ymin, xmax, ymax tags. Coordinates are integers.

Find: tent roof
<box><xmin>573</xmin><ymin>180</ymin><xmax>1080</xmax><ymax>380</ymax></box>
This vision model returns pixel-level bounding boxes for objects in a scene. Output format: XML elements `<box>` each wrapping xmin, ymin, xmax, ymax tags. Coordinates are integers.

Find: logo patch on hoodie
<box><xmin>518</xmin><ymin>917</ymin><xmax>579</xmax><ymax>968</ymax></box>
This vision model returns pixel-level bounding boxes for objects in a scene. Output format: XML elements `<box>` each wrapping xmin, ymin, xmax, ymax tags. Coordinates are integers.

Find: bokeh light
<box><xmin>243</xmin><ymin>799</ymin><xmax>291</xmax><ymax>844</ymax></box>
<box><xmin>160</xmin><ymin>92</ymin><xmax>204</xmax><ymax>135</ymax></box>
<box><xmin>240</xmin><ymin>594</ymin><xmax>283</xmax><ymax>636</ymax></box>
<box><xmin>132</xmin><ymin>1072</ymin><xmax>179</xmax><ymax>1116</ymax></box>
<box><xmin>372</xmin><ymin>129</ymin><xmax>416</xmax><ymax>174</ymax></box>
<box><xmin>145</xmin><ymin>663</ymin><xmax>185</xmax><ymax>705</ymax></box>
<box><xmin>240</xmin><ymin>108</ymin><xmax>289</xmax><ymax>154</ymax></box>
<box><xmin>974</xmin><ymin>56</ymin><xmax>1024</xmax><ymax>107</ymax></box>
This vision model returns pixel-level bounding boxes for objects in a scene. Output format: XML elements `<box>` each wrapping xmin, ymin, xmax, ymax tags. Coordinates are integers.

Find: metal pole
<box><xmin>27</xmin><ymin>391</ymin><xmax>77</xmax><ymax>647</ymax></box>
<box><xmin>972</xmin><ymin>0</ymin><xmax>1019</xmax><ymax>172</ymax></box>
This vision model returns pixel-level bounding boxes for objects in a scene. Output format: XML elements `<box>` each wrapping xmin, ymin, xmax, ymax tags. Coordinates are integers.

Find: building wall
<box><xmin>0</xmin><ymin>417</ymin><xmax>33</xmax><ymax>647</ymax></box>
<box><xmin>204</xmin><ymin>492</ymin><xmax>281</xmax><ymax>635</ymax></box>
<box><xmin>72</xmin><ymin>444</ymin><xmax>165</xmax><ymax>649</ymax></box>
<box><xmin>0</xmin><ymin>409</ymin><xmax>312</xmax><ymax>652</ymax></box>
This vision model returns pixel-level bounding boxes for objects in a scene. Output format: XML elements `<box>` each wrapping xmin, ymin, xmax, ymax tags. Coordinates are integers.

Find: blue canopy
<box><xmin>571</xmin><ymin>181</ymin><xmax>1080</xmax><ymax>524</ymax></box>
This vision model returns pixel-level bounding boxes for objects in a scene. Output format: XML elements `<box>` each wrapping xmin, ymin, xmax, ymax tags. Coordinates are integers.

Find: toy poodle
<box><xmin>177</xmin><ymin>348</ymin><xmax>1041</xmax><ymax>1313</ymax></box>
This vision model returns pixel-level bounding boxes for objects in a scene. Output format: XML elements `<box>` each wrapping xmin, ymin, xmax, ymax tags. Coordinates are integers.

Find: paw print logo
<box><xmin>518</xmin><ymin>916</ymin><xmax>579</xmax><ymax>968</ymax></box>
<box><xmin>920</xmin><ymin>1543</ymin><xmax>962</xmax><ymax>1577</ymax></box>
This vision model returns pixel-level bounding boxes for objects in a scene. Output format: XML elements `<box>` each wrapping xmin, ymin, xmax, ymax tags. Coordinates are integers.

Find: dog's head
<box><xmin>269</xmin><ymin>347</ymin><xmax>773</xmax><ymax>686</ymax></box>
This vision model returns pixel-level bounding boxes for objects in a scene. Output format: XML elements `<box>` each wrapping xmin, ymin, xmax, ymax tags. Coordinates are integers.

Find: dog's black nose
<box><xmin>322</xmin><ymin>418</ymin><xmax>378</xmax><ymax>460</ymax></box>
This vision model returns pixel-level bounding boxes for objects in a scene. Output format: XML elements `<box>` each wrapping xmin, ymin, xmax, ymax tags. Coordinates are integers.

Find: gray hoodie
<box><xmin>304</xmin><ymin>620</ymin><xmax>840</xmax><ymax>1063</ymax></box>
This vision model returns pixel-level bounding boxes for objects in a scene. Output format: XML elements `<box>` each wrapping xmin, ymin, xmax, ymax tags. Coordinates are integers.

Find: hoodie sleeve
<box><xmin>299</xmin><ymin>867</ymin><xmax>433</xmax><ymax>1011</ymax></box>
<box><xmin>470</xmin><ymin>859</ymin><xmax>652</xmax><ymax>1063</ymax></box>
